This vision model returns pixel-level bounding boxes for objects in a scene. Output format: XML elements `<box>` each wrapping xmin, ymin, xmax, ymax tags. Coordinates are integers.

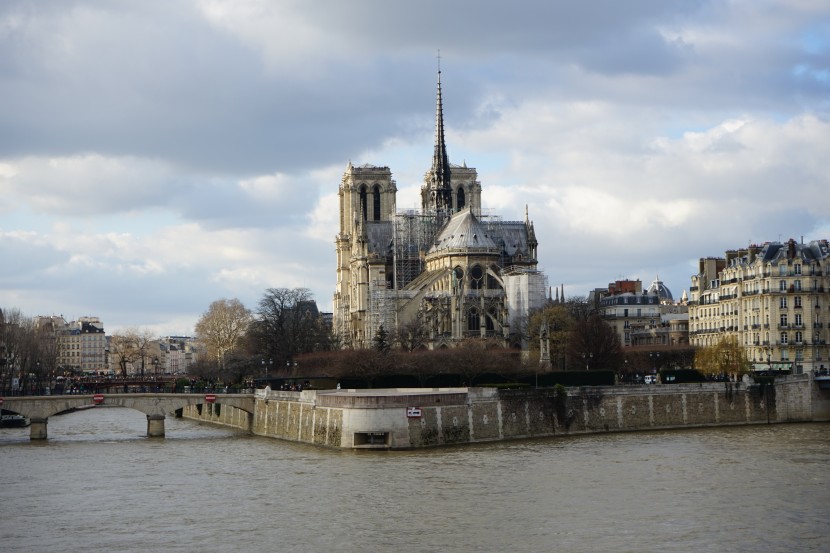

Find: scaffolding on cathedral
<box><xmin>392</xmin><ymin>209</ymin><xmax>444</xmax><ymax>290</ymax></box>
<box><xmin>502</xmin><ymin>266</ymin><xmax>549</xmax><ymax>336</ymax></box>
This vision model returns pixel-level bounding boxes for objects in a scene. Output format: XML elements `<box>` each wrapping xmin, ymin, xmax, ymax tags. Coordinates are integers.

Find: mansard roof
<box><xmin>762</xmin><ymin>239</ymin><xmax>830</xmax><ymax>263</ymax></box>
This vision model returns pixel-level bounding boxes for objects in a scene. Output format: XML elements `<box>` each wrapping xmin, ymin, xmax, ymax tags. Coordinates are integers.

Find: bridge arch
<box><xmin>1</xmin><ymin>394</ymin><xmax>255</xmax><ymax>440</ymax></box>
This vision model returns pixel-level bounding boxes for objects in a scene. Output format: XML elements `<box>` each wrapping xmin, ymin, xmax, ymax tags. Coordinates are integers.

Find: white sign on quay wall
<box><xmin>406</xmin><ymin>407</ymin><xmax>422</xmax><ymax>418</ymax></box>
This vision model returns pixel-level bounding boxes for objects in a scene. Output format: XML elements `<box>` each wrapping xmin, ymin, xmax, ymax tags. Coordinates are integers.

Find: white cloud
<box><xmin>1</xmin><ymin>0</ymin><xmax>829</xmax><ymax>333</ymax></box>
<box><xmin>0</xmin><ymin>154</ymin><xmax>172</xmax><ymax>215</ymax></box>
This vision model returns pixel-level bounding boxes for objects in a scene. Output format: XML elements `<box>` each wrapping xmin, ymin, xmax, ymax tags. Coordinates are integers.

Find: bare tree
<box><xmin>395</xmin><ymin>310</ymin><xmax>428</xmax><ymax>352</ymax></box>
<box><xmin>567</xmin><ymin>313</ymin><xmax>623</xmax><ymax>372</ymax></box>
<box><xmin>252</xmin><ymin>288</ymin><xmax>327</xmax><ymax>368</ymax></box>
<box><xmin>194</xmin><ymin>298</ymin><xmax>252</xmax><ymax>370</ymax></box>
<box><xmin>109</xmin><ymin>329</ymin><xmax>141</xmax><ymax>376</ymax></box>
<box><xmin>134</xmin><ymin>329</ymin><xmax>157</xmax><ymax>377</ymax></box>
<box><xmin>526</xmin><ymin>304</ymin><xmax>577</xmax><ymax>370</ymax></box>
<box><xmin>0</xmin><ymin>310</ymin><xmax>48</xmax><ymax>394</ymax></box>
<box><xmin>34</xmin><ymin>321</ymin><xmax>59</xmax><ymax>389</ymax></box>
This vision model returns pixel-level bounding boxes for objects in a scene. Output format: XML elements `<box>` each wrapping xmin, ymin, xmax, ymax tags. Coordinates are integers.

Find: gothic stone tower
<box><xmin>333</xmin><ymin>163</ymin><xmax>397</xmax><ymax>347</ymax></box>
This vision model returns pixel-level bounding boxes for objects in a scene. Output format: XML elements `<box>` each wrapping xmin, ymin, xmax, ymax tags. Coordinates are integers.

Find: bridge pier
<box><xmin>30</xmin><ymin>417</ymin><xmax>48</xmax><ymax>440</ymax></box>
<box><xmin>146</xmin><ymin>414</ymin><xmax>165</xmax><ymax>437</ymax></box>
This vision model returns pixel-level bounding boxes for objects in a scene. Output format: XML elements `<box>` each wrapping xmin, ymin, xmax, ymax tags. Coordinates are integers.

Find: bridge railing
<box><xmin>0</xmin><ymin>385</ymin><xmax>256</xmax><ymax>397</ymax></box>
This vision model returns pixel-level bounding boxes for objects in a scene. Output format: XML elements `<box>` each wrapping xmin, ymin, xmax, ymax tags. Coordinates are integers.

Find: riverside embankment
<box><xmin>182</xmin><ymin>373</ymin><xmax>830</xmax><ymax>449</ymax></box>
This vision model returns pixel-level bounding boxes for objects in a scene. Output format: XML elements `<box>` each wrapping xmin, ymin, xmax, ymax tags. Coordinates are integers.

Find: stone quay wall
<box><xmin>181</xmin><ymin>401</ymin><xmax>254</xmax><ymax>431</ymax></box>
<box><xmin>181</xmin><ymin>374</ymin><xmax>828</xmax><ymax>449</ymax></box>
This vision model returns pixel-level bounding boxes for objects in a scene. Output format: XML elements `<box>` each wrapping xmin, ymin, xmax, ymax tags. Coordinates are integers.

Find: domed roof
<box><xmin>428</xmin><ymin>208</ymin><xmax>499</xmax><ymax>255</ymax></box>
<box><xmin>648</xmin><ymin>276</ymin><xmax>673</xmax><ymax>302</ymax></box>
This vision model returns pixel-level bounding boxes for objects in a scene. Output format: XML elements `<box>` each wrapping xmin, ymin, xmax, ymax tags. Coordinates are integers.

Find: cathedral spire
<box><xmin>426</xmin><ymin>67</ymin><xmax>452</xmax><ymax>212</ymax></box>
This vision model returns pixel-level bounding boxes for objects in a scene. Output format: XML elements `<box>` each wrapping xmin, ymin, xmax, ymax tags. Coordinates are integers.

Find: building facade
<box><xmin>35</xmin><ymin>315</ymin><xmax>107</xmax><ymax>374</ymax></box>
<box><xmin>594</xmin><ymin>278</ymin><xmax>689</xmax><ymax>348</ymax></box>
<box><xmin>689</xmin><ymin>239</ymin><xmax>830</xmax><ymax>373</ymax></box>
<box><xmin>333</xmin><ymin>71</ymin><xmax>547</xmax><ymax>350</ymax></box>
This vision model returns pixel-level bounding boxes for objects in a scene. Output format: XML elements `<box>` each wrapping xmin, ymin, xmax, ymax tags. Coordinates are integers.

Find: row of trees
<box><xmin>300</xmin><ymin>337</ymin><xmax>524</xmax><ymax>388</ymax></box>
<box><xmin>3</xmin><ymin>288</ymin><xmax>755</xmax><ymax>394</ymax></box>
<box><xmin>0</xmin><ymin>308</ymin><xmax>58</xmax><ymax>394</ymax></box>
<box><xmin>525</xmin><ymin>302</ymin><xmax>623</xmax><ymax>372</ymax></box>
<box><xmin>191</xmin><ymin>287</ymin><xmax>332</xmax><ymax>384</ymax></box>
<box><xmin>191</xmin><ymin>288</ymin><xmax>757</xmax><ymax>387</ymax></box>
<box><xmin>108</xmin><ymin>328</ymin><xmax>158</xmax><ymax>376</ymax></box>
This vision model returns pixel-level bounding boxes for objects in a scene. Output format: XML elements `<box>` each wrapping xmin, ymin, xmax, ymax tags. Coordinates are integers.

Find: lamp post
<box><xmin>286</xmin><ymin>360</ymin><xmax>297</xmax><ymax>374</ymax></box>
<box><xmin>650</xmin><ymin>351</ymin><xmax>660</xmax><ymax>373</ymax></box>
<box><xmin>582</xmin><ymin>353</ymin><xmax>593</xmax><ymax>371</ymax></box>
<box><xmin>262</xmin><ymin>359</ymin><xmax>272</xmax><ymax>381</ymax></box>
<box><xmin>648</xmin><ymin>352</ymin><xmax>661</xmax><ymax>383</ymax></box>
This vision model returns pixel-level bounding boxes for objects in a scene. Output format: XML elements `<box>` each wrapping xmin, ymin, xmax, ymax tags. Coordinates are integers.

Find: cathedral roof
<box><xmin>428</xmin><ymin>208</ymin><xmax>499</xmax><ymax>255</ymax></box>
<box><xmin>488</xmin><ymin>221</ymin><xmax>532</xmax><ymax>258</ymax></box>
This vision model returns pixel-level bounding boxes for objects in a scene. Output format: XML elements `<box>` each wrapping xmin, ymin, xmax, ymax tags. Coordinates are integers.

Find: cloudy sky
<box><xmin>1</xmin><ymin>0</ymin><xmax>829</xmax><ymax>336</ymax></box>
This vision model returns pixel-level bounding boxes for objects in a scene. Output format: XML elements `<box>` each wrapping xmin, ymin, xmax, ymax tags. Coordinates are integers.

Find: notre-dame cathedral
<box><xmin>333</xmin><ymin>71</ymin><xmax>548</xmax><ymax>350</ymax></box>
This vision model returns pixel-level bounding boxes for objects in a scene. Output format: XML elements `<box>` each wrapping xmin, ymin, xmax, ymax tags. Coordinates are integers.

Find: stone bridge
<box><xmin>1</xmin><ymin>393</ymin><xmax>255</xmax><ymax>439</ymax></box>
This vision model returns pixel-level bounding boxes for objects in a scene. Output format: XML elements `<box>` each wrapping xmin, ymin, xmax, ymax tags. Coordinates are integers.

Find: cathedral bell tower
<box><xmin>333</xmin><ymin>163</ymin><xmax>397</xmax><ymax>347</ymax></box>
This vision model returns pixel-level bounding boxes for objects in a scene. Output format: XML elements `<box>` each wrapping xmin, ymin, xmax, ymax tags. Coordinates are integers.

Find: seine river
<box><xmin>1</xmin><ymin>408</ymin><xmax>828</xmax><ymax>553</ymax></box>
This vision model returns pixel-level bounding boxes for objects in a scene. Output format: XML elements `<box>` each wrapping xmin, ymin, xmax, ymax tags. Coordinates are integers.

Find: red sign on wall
<box><xmin>205</xmin><ymin>394</ymin><xmax>216</xmax><ymax>404</ymax></box>
<box><xmin>92</xmin><ymin>394</ymin><xmax>105</xmax><ymax>404</ymax></box>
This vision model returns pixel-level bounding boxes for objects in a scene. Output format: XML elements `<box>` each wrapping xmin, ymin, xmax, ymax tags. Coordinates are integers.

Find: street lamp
<box><xmin>286</xmin><ymin>360</ymin><xmax>297</xmax><ymax>373</ymax></box>
<box><xmin>262</xmin><ymin>358</ymin><xmax>272</xmax><ymax>380</ymax></box>
<box><xmin>649</xmin><ymin>352</ymin><xmax>661</xmax><ymax>370</ymax></box>
<box><xmin>582</xmin><ymin>353</ymin><xmax>593</xmax><ymax>371</ymax></box>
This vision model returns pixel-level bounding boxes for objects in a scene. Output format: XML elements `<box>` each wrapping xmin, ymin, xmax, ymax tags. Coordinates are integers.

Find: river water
<box><xmin>0</xmin><ymin>408</ymin><xmax>828</xmax><ymax>553</ymax></box>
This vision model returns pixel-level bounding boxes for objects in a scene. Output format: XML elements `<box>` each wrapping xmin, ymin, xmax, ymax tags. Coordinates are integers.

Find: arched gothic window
<box><xmin>468</xmin><ymin>308</ymin><xmax>480</xmax><ymax>331</ymax></box>
<box><xmin>456</xmin><ymin>187</ymin><xmax>465</xmax><ymax>210</ymax></box>
<box><xmin>470</xmin><ymin>265</ymin><xmax>484</xmax><ymax>290</ymax></box>
<box><xmin>485</xmin><ymin>310</ymin><xmax>496</xmax><ymax>332</ymax></box>
<box><xmin>359</xmin><ymin>185</ymin><xmax>368</xmax><ymax>221</ymax></box>
<box><xmin>372</xmin><ymin>185</ymin><xmax>381</xmax><ymax>221</ymax></box>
